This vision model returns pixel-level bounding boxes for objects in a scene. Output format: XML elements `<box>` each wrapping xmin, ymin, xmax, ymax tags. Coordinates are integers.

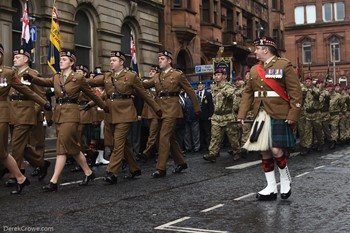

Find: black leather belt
<box><xmin>56</xmin><ymin>98</ymin><xmax>78</xmax><ymax>104</ymax></box>
<box><xmin>305</xmin><ymin>109</ymin><xmax>320</xmax><ymax>114</ymax></box>
<box><xmin>159</xmin><ymin>92</ymin><xmax>180</xmax><ymax>97</ymax></box>
<box><xmin>9</xmin><ymin>95</ymin><xmax>29</xmax><ymax>101</ymax></box>
<box><xmin>77</xmin><ymin>100</ymin><xmax>89</xmax><ymax>105</ymax></box>
<box><xmin>215</xmin><ymin>111</ymin><xmax>232</xmax><ymax>115</ymax></box>
<box><xmin>107</xmin><ymin>94</ymin><xmax>132</xmax><ymax>99</ymax></box>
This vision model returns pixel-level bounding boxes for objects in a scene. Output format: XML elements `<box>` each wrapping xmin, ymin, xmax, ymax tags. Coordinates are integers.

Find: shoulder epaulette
<box><xmin>277</xmin><ymin>57</ymin><xmax>290</xmax><ymax>62</ymax></box>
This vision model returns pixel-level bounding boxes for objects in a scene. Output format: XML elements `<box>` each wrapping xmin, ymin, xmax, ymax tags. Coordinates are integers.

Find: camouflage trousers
<box><xmin>209</xmin><ymin>121</ymin><xmax>240</xmax><ymax>156</ymax></box>
<box><xmin>329</xmin><ymin>114</ymin><xmax>340</xmax><ymax>142</ymax></box>
<box><xmin>299</xmin><ymin>112</ymin><xmax>323</xmax><ymax>149</ymax></box>
<box><xmin>320</xmin><ymin>112</ymin><xmax>331</xmax><ymax>142</ymax></box>
<box><xmin>339</xmin><ymin>114</ymin><xmax>348</xmax><ymax>141</ymax></box>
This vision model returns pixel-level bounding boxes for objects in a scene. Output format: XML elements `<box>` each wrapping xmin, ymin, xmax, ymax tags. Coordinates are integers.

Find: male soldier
<box><xmin>196</xmin><ymin>81</ymin><xmax>214</xmax><ymax>151</ymax></box>
<box><xmin>315</xmin><ymin>80</ymin><xmax>331</xmax><ymax>146</ymax></box>
<box><xmin>6</xmin><ymin>48</ymin><xmax>51</xmax><ymax>187</ymax></box>
<box><xmin>298</xmin><ymin>77</ymin><xmax>323</xmax><ymax>155</ymax></box>
<box><xmin>87</xmin><ymin>51</ymin><xmax>162</xmax><ymax>184</ymax></box>
<box><xmin>338</xmin><ymin>85</ymin><xmax>349</xmax><ymax>145</ymax></box>
<box><xmin>0</xmin><ymin>43</ymin><xmax>51</xmax><ymax>194</ymax></box>
<box><xmin>328</xmin><ymin>83</ymin><xmax>344</xmax><ymax>149</ymax></box>
<box><xmin>139</xmin><ymin>65</ymin><xmax>160</xmax><ymax>162</ymax></box>
<box><xmin>237</xmin><ymin>36</ymin><xmax>302</xmax><ymax>201</ymax></box>
<box><xmin>203</xmin><ymin>68</ymin><xmax>240</xmax><ymax>162</ymax></box>
<box><xmin>142</xmin><ymin>50</ymin><xmax>200</xmax><ymax>178</ymax></box>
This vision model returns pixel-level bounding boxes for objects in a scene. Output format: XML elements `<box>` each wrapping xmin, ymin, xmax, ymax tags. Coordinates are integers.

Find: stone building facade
<box><xmin>0</xmin><ymin>0</ymin><xmax>163</xmax><ymax>77</ymax></box>
<box><xmin>284</xmin><ymin>0</ymin><xmax>350</xmax><ymax>85</ymax></box>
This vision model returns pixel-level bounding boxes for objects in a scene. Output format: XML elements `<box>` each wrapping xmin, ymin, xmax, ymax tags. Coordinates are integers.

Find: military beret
<box><xmin>0</xmin><ymin>43</ymin><xmax>3</xmax><ymax>55</ymax></box>
<box><xmin>60</xmin><ymin>50</ymin><xmax>76</xmax><ymax>62</ymax></box>
<box><xmin>76</xmin><ymin>64</ymin><xmax>89</xmax><ymax>74</ymax></box>
<box><xmin>158</xmin><ymin>50</ymin><xmax>173</xmax><ymax>60</ymax></box>
<box><xmin>110</xmin><ymin>51</ymin><xmax>126</xmax><ymax>61</ymax></box>
<box><xmin>94</xmin><ymin>66</ymin><xmax>103</xmax><ymax>76</ymax></box>
<box><xmin>304</xmin><ymin>76</ymin><xmax>312</xmax><ymax>81</ymax></box>
<box><xmin>150</xmin><ymin>65</ymin><xmax>160</xmax><ymax>73</ymax></box>
<box><xmin>211</xmin><ymin>80</ymin><xmax>217</xmax><ymax>84</ymax></box>
<box><xmin>197</xmin><ymin>81</ymin><xmax>204</xmax><ymax>85</ymax></box>
<box><xmin>13</xmin><ymin>48</ymin><xmax>31</xmax><ymax>58</ymax></box>
<box><xmin>316</xmin><ymin>79</ymin><xmax>323</xmax><ymax>84</ymax></box>
<box><xmin>253</xmin><ymin>36</ymin><xmax>277</xmax><ymax>49</ymax></box>
<box><xmin>214</xmin><ymin>68</ymin><xmax>226</xmax><ymax>75</ymax></box>
<box><xmin>326</xmin><ymin>83</ymin><xmax>334</xmax><ymax>88</ymax></box>
<box><xmin>235</xmin><ymin>76</ymin><xmax>243</xmax><ymax>81</ymax></box>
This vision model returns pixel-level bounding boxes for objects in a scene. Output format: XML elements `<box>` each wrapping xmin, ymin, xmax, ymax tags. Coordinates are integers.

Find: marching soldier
<box><xmin>315</xmin><ymin>80</ymin><xmax>331</xmax><ymax>146</ymax></box>
<box><xmin>237</xmin><ymin>36</ymin><xmax>302</xmax><ymax>201</ymax></box>
<box><xmin>142</xmin><ymin>50</ymin><xmax>200</xmax><ymax>178</ymax></box>
<box><xmin>327</xmin><ymin>83</ymin><xmax>344</xmax><ymax>149</ymax></box>
<box><xmin>24</xmin><ymin>50</ymin><xmax>108</xmax><ymax>192</ymax></box>
<box><xmin>0</xmin><ymin>43</ymin><xmax>51</xmax><ymax>194</ymax></box>
<box><xmin>139</xmin><ymin>65</ymin><xmax>161</xmax><ymax>162</ymax></box>
<box><xmin>6</xmin><ymin>48</ymin><xmax>51</xmax><ymax>187</ymax></box>
<box><xmin>203</xmin><ymin>68</ymin><xmax>240</xmax><ymax>162</ymax></box>
<box><xmin>87</xmin><ymin>51</ymin><xmax>162</xmax><ymax>184</ymax></box>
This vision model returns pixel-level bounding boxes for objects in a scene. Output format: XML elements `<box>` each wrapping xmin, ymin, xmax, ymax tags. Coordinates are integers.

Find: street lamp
<box><xmin>331</xmin><ymin>36</ymin><xmax>337</xmax><ymax>84</ymax></box>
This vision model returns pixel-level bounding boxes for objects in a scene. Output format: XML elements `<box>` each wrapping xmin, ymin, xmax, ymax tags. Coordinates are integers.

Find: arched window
<box><xmin>12</xmin><ymin>0</ymin><xmax>22</xmax><ymax>51</ymax></box>
<box><xmin>74</xmin><ymin>11</ymin><xmax>91</xmax><ymax>68</ymax></box>
<box><xmin>121</xmin><ymin>24</ymin><xmax>132</xmax><ymax>67</ymax></box>
<box><xmin>302</xmin><ymin>41</ymin><xmax>311</xmax><ymax>64</ymax></box>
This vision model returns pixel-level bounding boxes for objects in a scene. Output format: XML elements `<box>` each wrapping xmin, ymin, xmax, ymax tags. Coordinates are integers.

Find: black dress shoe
<box><xmin>79</xmin><ymin>172</ymin><xmax>96</xmax><ymax>186</ymax></box>
<box><xmin>31</xmin><ymin>167</ymin><xmax>40</xmax><ymax>176</ymax></box>
<box><xmin>151</xmin><ymin>170</ymin><xmax>166</xmax><ymax>178</ymax></box>
<box><xmin>70</xmin><ymin>166</ymin><xmax>83</xmax><ymax>172</ymax></box>
<box><xmin>203</xmin><ymin>154</ymin><xmax>217</xmax><ymax>163</ymax></box>
<box><xmin>11</xmin><ymin>178</ymin><xmax>30</xmax><ymax>195</ymax></box>
<box><xmin>104</xmin><ymin>174</ymin><xmax>118</xmax><ymax>184</ymax></box>
<box><xmin>172</xmin><ymin>164</ymin><xmax>188</xmax><ymax>174</ymax></box>
<box><xmin>124</xmin><ymin>170</ymin><xmax>141</xmax><ymax>179</ymax></box>
<box><xmin>38</xmin><ymin>160</ymin><xmax>51</xmax><ymax>181</ymax></box>
<box><xmin>42</xmin><ymin>182</ymin><xmax>58</xmax><ymax>192</ymax></box>
<box><xmin>5</xmin><ymin>178</ymin><xmax>17</xmax><ymax>187</ymax></box>
<box><xmin>256</xmin><ymin>192</ymin><xmax>277</xmax><ymax>201</ymax></box>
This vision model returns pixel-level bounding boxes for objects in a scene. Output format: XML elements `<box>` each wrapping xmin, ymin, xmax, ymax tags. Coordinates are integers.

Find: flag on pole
<box><xmin>21</xmin><ymin>0</ymin><xmax>33</xmax><ymax>65</ymax></box>
<box><xmin>130</xmin><ymin>32</ymin><xmax>140</xmax><ymax>78</ymax></box>
<box><xmin>47</xmin><ymin>0</ymin><xmax>61</xmax><ymax>73</ymax></box>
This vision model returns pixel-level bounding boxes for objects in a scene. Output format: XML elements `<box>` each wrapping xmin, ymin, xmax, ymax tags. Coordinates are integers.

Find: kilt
<box><xmin>271</xmin><ymin>118</ymin><xmax>295</xmax><ymax>148</ymax></box>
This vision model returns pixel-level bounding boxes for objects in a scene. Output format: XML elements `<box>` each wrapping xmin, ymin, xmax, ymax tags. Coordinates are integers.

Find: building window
<box><xmin>202</xmin><ymin>0</ymin><xmax>210</xmax><ymax>23</ymax></box>
<box><xmin>302</xmin><ymin>41</ymin><xmax>311</xmax><ymax>64</ymax></box>
<box><xmin>226</xmin><ymin>10</ymin><xmax>233</xmax><ymax>32</ymax></box>
<box><xmin>273</xmin><ymin>29</ymin><xmax>280</xmax><ymax>48</ymax></box>
<box><xmin>121</xmin><ymin>24</ymin><xmax>132</xmax><ymax>66</ymax></box>
<box><xmin>213</xmin><ymin>1</ymin><xmax>218</xmax><ymax>25</ymax></box>
<box><xmin>294</xmin><ymin>6</ymin><xmax>304</xmax><ymax>24</ymax></box>
<box><xmin>187</xmin><ymin>0</ymin><xmax>191</xmax><ymax>9</ymax></box>
<box><xmin>272</xmin><ymin>0</ymin><xmax>277</xmax><ymax>10</ymax></box>
<box><xmin>306</xmin><ymin>5</ymin><xmax>316</xmax><ymax>23</ymax></box>
<box><xmin>280</xmin><ymin>0</ymin><xmax>284</xmax><ymax>12</ymax></box>
<box><xmin>295</xmin><ymin>5</ymin><xmax>316</xmax><ymax>24</ymax></box>
<box><xmin>330</xmin><ymin>37</ymin><xmax>340</xmax><ymax>62</ymax></box>
<box><xmin>74</xmin><ymin>11</ymin><xmax>91</xmax><ymax>68</ymax></box>
<box><xmin>173</xmin><ymin>0</ymin><xmax>181</xmax><ymax>8</ymax></box>
<box><xmin>323</xmin><ymin>3</ymin><xmax>332</xmax><ymax>22</ymax></box>
<box><xmin>12</xmin><ymin>0</ymin><xmax>22</xmax><ymax>51</ymax></box>
<box><xmin>335</xmin><ymin>2</ymin><xmax>345</xmax><ymax>21</ymax></box>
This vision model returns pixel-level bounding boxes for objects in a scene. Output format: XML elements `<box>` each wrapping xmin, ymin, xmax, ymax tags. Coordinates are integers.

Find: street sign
<box><xmin>30</xmin><ymin>26</ymin><xmax>37</xmax><ymax>42</ymax></box>
<box><xmin>195</xmin><ymin>64</ymin><xmax>213</xmax><ymax>73</ymax></box>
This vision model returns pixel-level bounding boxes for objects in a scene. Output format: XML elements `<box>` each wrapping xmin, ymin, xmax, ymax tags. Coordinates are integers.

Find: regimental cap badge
<box><xmin>60</xmin><ymin>50</ymin><xmax>76</xmax><ymax>62</ymax></box>
<box><xmin>76</xmin><ymin>64</ymin><xmax>89</xmax><ymax>74</ymax></box>
<box><xmin>110</xmin><ymin>51</ymin><xmax>126</xmax><ymax>61</ymax></box>
<box><xmin>13</xmin><ymin>47</ymin><xmax>31</xmax><ymax>58</ymax></box>
<box><xmin>158</xmin><ymin>50</ymin><xmax>173</xmax><ymax>60</ymax></box>
<box><xmin>253</xmin><ymin>36</ymin><xmax>277</xmax><ymax>49</ymax></box>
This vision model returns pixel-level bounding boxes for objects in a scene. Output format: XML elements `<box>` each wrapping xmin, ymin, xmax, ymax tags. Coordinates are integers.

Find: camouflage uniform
<box><xmin>329</xmin><ymin>89</ymin><xmax>344</xmax><ymax>147</ymax></box>
<box><xmin>318</xmin><ymin>88</ymin><xmax>331</xmax><ymax>143</ymax></box>
<box><xmin>338</xmin><ymin>90</ymin><xmax>348</xmax><ymax>143</ymax></box>
<box><xmin>208</xmin><ymin>81</ymin><xmax>240</xmax><ymax>159</ymax></box>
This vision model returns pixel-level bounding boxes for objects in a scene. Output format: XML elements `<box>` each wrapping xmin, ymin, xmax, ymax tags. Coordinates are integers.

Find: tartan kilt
<box><xmin>271</xmin><ymin>118</ymin><xmax>295</xmax><ymax>148</ymax></box>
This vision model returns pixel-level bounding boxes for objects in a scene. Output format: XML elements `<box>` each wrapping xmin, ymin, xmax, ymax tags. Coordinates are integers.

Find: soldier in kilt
<box><xmin>237</xmin><ymin>36</ymin><xmax>302</xmax><ymax>201</ymax></box>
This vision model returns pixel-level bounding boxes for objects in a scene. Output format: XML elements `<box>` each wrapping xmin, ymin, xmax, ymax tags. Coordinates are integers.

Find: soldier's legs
<box><xmin>156</xmin><ymin>118</ymin><xmax>177</xmax><ymax>171</ymax></box>
<box><xmin>0</xmin><ymin>122</ymin><xmax>8</xmax><ymax>160</ymax></box>
<box><xmin>143</xmin><ymin>118</ymin><xmax>159</xmax><ymax>157</ymax></box>
<box><xmin>184</xmin><ymin>121</ymin><xmax>193</xmax><ymax>151</ymax></box>
<box><xmin>28</xmin><ymin>120</ymin><xmax>45</xmax><ymax>158</ymax></box>
<box><xmin>192</xmin><ymin>120</ymin><xmax>200</xmax><ymax>151</ymax></box>
<box><xmin>312</xmin><ymin>119</ymin><xmax>324</xmax><ymax>149</ymax></box>
<box><xmin>208</xmin><ymin>124</ymin><xmax>223</xmax><ymax>156</ymax></box>
<box><xmin>124</xmin><ymin>139</ymin><xmax>140</xmax><ymax>173</ymax></box>
<box><xmin>302</xmin><ymin>119</ymin><xmax>313</xmax><ymax>149</ymax></box>
<box><xmin>330</xmin><ymin>116</ymin><xmax>340</xmax><ymax>142</ymax></box>
<box><xmin>169</xmin><ymin>133</ymin><xmax>186</xmax><ymax>166</ymax></box>
<box><xmin>106</xmin><ymin>123</ymin><xmax>131</xmax><ymax>175</ymax></box>
<box><xmin>339</xmin><ymin>117</ymin><xmax>347</xmax><ymax>142</ymax></box>
<box><xmin>321</xmin><ymin>119</ymin><xmax>331</xmax><ymax>142</ymax></box>
<box><xmin>226</xmin><ymin>122</ymin><xmax>240</xmax><ymax>159</ymax></box>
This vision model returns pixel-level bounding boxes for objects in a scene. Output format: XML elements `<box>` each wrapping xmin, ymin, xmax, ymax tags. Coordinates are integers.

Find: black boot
<box><xmin>79</xmin><ymin>172</ymin><xmax>95</xmax><ymax>186</ymax></box>
<box><xmin>11</xmin><ymin>178</ymin><xmax>30</xmax><ymax>195</ymax></box>
<box><xmin>329</xmin><ymin>140</ymin><xmax>336</xmax><ymax>150</ymax></box>
<box><xmin>42</xmin><ymin>182</ymin><xmax>58</xmax><ymax>192</ymax></box>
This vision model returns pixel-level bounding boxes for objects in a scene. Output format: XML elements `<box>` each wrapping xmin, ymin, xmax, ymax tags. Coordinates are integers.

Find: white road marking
<box><xmin>226</xmin><ymin>160</ymin><xmax>261</xmax><ymax>170</ymax></box>
<box><xmin>295</xmin><ymin>172</ymin><xmax>310</xmax><ymax>177</ymax></box>
<box><xmin>155</xmin><ymin>217</ymin><xmax>191</xmax><ymax>230</ymax></box>
<box><xmin>60</xmin><ymin>177</ymin><xmax>104</xmax><ymax>186</ymax></box>
<box><xmin>314</xmin><ymin>165</ymin><xmax>325</xmax><ymax>170</ymax></box>
<box><xmin>200</xmin><ymin>204</ymin><xmax>224</xmax><ymax>213</ymax></box>
<box><xmin>160</xmin><ymin>226</ymin><xmax>229</xmax><ymax>233</ymax></box>
<box><xmin>234</xmin><ymin>192</ymin><xmax>255</xmax><ymax>201</ymax></box>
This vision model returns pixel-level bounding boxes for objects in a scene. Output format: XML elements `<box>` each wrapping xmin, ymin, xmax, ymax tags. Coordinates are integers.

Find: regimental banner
<box><xmin>212</xmin><ymin>57</ymin><xmax>233</xmax><ymax>82</ymax></box>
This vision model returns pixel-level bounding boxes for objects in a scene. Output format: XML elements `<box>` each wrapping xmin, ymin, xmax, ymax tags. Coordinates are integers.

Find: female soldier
<box><xmin>25</xmin><ymin>50</ymin><xmax>108</xmax><ymax>192</ymax></box>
